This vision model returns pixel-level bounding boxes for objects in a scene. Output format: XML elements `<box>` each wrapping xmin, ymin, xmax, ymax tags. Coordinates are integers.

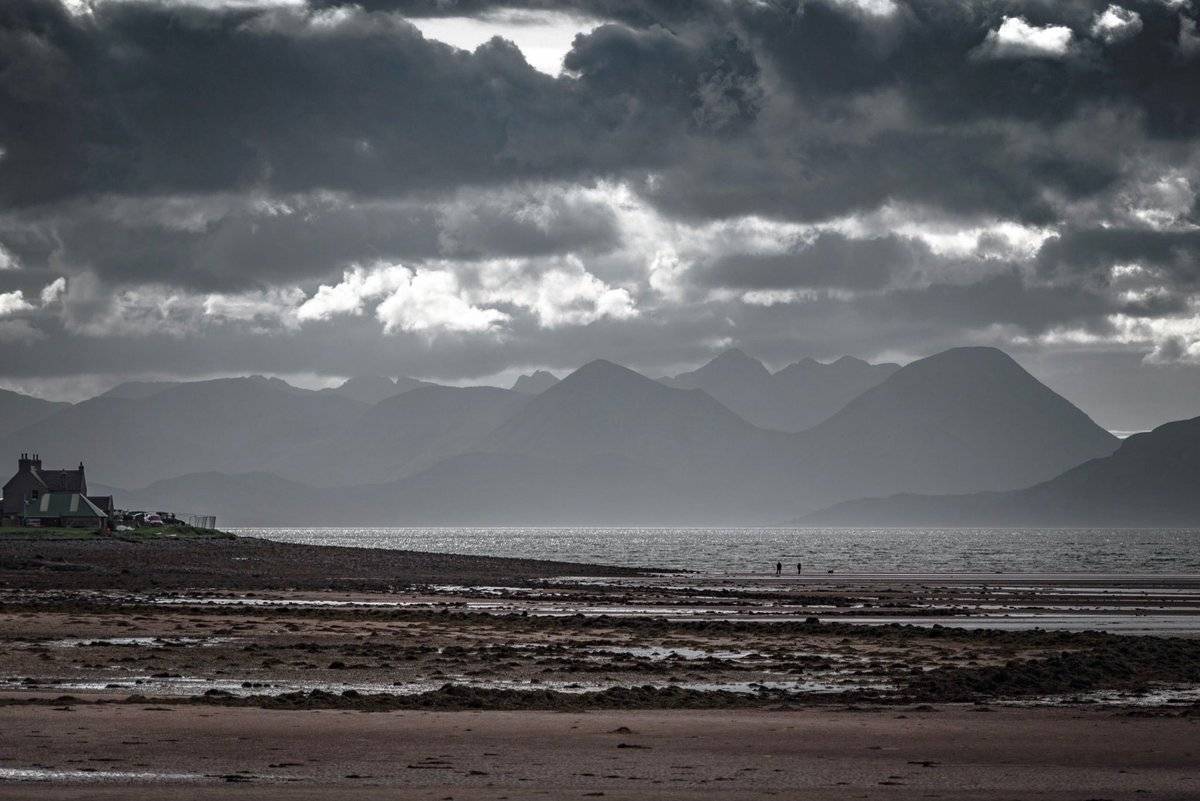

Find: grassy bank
<box><xmin>0</xmin><ymin>525</ymin><xmax>234</xmax><ymax>541</ymax></box>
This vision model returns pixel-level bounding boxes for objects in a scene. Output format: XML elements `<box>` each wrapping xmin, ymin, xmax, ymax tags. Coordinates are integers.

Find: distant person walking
<box><xmin>797</xmin><ymin>562</ymin><xmax>802</xmax><ymax>574</ymax></box>
<box><xmin>775</xmin><ymin>561</ymin><xmax>782</xmax><ymax>576</ymax></box>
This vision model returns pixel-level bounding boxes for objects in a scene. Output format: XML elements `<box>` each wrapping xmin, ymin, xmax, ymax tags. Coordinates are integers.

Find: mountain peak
<box><xmin>712</xmin><ymin>347</ymin><xmax>753</xmax><ymax>363</ymax></box>
<box><xmin>333</xmin><ymin>375</ymin><xmax>398</xmax><ymax>404</ymax></box>
<box><xmin>566</xmin><ymin>359</ymin><xmax>645</xmax><ymax>385</ymax></box>
<box><xmin>512</xmin><ymin>370</ymin><xmax>560</xmax><ymax>395</ymax></box>
<box><xmin>680</xmin><ymin>348</ymin><xmax>772</xmax><ymax>384</ymax></box>
<box><xmin>324</xmin><ymin>374</ymin><xmax>431</xmax><ymax>404</ymax></box>
<box><xmin>806</xmin><ymin>345</ymin><xmax>1117</xmax><ymax>493</ymax></box>
<box><xmin>915</xmin><ymin>346</ymin><xmax>1016</xmax><ymax>370</ymax></box>
<box><xmin>711</xmin><ymin>347</ymin><xmax>769</xmax><ymax>368</ymax></box>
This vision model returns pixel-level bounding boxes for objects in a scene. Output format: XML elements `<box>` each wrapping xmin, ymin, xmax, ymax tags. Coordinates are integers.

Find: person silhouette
<box><xmin>775</xmin><ymin>561</ymin><xmax>782</xmax><ymax>576</ymax></box>
<box><xmin>797</xmin><ymin>561</ymin><xmax>802</xmax><ymax>574</ymax></box>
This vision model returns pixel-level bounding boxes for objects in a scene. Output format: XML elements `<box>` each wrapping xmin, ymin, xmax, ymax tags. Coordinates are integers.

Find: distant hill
<box><xmin>8</xmin><ymin>347</ymin><xmax>1123</xmax><ymax>525</ymax></box>
<box><xmin>0</xmin><ymin>388</ymin><xmax>70</xmax><ymax>438</ymax></box>
<box><xmin>778</xmin><ymin>347</ymin><xmax>1120</xmax><ymax>505</ymax></box>
<box><xmin>805</xmin><ymin>415</ymin><xmax>1200</xmax><ymax>526</ymax></box>
<box><xmin>771</xmin><ymin>356</ymin><xmax>901</xmax><ymax>430</ymax></box>
<box><xmin>100</xmin><ymin>454</ymin><xmax>684</xmax><ymax>526</ymax></box>
<box><xmin>511</xmin><ymin>370</ymin><xmax>559</xmax><ymax>394</ymax></box>
<box><xmin>662</xmin><ymin>348</ymin><xmax>898</xmax><ymax>431</ymax></box>
<box><xmin>271</xmin><ymin>385</ymin><xmax>529</xmax><ymax>486</ymax></box>
<box><xmin>486</xmin><ymin>359</ymin><xmax>771</xmax><ymax>476</ymax></box>
<box><xmin>0</xmin><ymin>376</ymin><xmax>365</xmax><ymax>490</ymax></box>
<box><xmin>99</xmin><ymin>381</ymin><xmax>181</xmax><ymax>400</ymax></box>
<box><xmin>95</xmin><ymin>471</ymin><xmax>325</xmax><ymax>526</ymax></box>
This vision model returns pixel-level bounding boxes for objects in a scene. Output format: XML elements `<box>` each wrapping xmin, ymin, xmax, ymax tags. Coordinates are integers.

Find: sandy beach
<box><xmin>3</xmin><ymin>704</ymin><xmax>1198</xmax><ymax>800</ymax></box>
<box><xmin>2</xmin><ymin>535</ymin><xmax>1200</xmax><ymax>799</ymax></box>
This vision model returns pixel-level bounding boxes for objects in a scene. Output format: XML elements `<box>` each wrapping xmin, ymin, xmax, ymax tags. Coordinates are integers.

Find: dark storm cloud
<box><xmin>638</xmin><ymin>0</ymin><xmax>1196</xmax><ymax>224</ymax></box>
<box><xmin>2</xmin><ymin>0</ymin><xmax>1193</xmax><ymax>223</ymax></box>
<box><xmin>703</xmin><ymin>232</ymin><xmax>921</xmax><ymax>290</ymax></box>
<box><xmin>310</xmin><ymin>0</ymin><xmax>724</xmax><ymax>27</ymax></box>
<box><xmin>0</xmin><ymin>199</ymin><xmax>443</xmax><ymax>292</ymax></box>
<box><xmin>639</xmin><ymin>126</ymin><xmax>1121</xmax><ymax>225</ymax></box>
<box><xmin>436</xmin><ymin>190</ymin><xmax>620</xmax><ymax>259</ymax></box>
<box><xmin>879</xmin><ymin>270</ymin><xmax>1115</xmax><ymax>334</ymax></box>
<box><xmin>739</xmin><ymin>1</ymin><xmax>1200</xmax><ymax>131</ymax></box>
<box><xmin>0</xmin><ymin>1</ymin><xmax>564</xmax><ymax>206</ymax></box>
<box><xmin>0</xmin><ymin>0</ymin><xmax>1199</xmax><ymax>427</ymax></box>
<box><xmin>1037</xmin><ymin>227</ymin><xmax>1200</xmax><ymax>287</ymax></box>
<box><xmin>0</xmin><ymin>188</ymin><xmax>621</xmax><ymax>290</ymax></box>
<box><xmin>0</xmin><ymin>0</ymin><xmax>760</xmax><ymax>208</ymax></box>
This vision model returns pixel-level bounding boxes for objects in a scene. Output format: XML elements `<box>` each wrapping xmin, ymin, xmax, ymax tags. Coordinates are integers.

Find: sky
<box><xmin>1</xmin><ymin>0</ymin><xmax>1199</xmax><ymax>432</ymax></box>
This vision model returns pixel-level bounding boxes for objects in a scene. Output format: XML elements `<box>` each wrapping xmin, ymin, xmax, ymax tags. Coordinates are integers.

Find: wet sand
<box><xmin>3</xmin><ymin>535</ymin><xmax>1200</xmax><ymax>798</ymax></box>
<box><xmin>2</xmin><ymin>704</ymin><xmax>1198</xmax><ymax>800</ymax></box>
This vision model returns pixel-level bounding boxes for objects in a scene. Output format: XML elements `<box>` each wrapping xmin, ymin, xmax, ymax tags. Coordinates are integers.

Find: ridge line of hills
<box><xmin>802</xmin><ymin>414</ymin><xmax>1200</xmax><ymax>527</ymax></box>
<box><xmin>0</xmin><ymin>346</ymin><xmax>1145</xmax><ymax>525</ymax></box>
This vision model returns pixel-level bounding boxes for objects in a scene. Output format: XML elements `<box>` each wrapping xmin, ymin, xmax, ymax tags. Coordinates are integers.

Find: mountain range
<box><xmin>0</xmin><ymin>347</ymin><xmax>1150</xmax><ymax>525</ymax></box>
<box><xmin>0</xmin><ymin>389</ymin><xmax>70</xmax><ymax>438</ymax></box>
<box><xmin>661</xmin><ymin>349</ymin><xmax>899</xmax><ymax>431</ymax></box>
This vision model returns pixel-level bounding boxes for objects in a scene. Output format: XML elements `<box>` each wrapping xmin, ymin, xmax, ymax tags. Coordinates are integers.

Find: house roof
<box><xmin>35</xmin><ymin>468</ymin><xmax>85</xmax><ymax>493</ymax></box>
<box><xmin>24</xmin><ymin>492</ymin><xmax>107</xmax><ymax>519</ymax></box>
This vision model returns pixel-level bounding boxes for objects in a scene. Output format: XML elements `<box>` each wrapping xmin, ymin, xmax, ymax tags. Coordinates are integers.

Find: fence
<box><xmin>184</xmin><ymin>514</ymin><xmax>218</xmax><ymax>530</ymax></box>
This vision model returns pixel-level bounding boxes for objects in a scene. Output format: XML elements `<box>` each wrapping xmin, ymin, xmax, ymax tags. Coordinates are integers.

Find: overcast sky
<box><xmin>1</xmin><ymin>0</ymin><xmax>1199</xmax><ymax>431</ymax></box>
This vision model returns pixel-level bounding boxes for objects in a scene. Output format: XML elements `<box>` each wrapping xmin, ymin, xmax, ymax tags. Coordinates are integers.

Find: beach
<box><xmin>3</xmin><ymin>704</ymin><xmax>1199</xmax><ymax>800</ymax></box>
<box><xmin>2</xmin><ymin>534</ymin><xmax>1200</xmax><ymax>799</ymax></box>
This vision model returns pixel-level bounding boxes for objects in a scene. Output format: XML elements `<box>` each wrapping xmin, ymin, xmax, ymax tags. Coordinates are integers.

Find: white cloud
<box><xmin>299</xmin><ymin>254</ymin><xmax>634</xmax><ymax>334</ymax></box>
<box><xmin>740</xmin><ymin>289</ymin><xmax>820</xmax><ymax>307</ymax></box>
<box><xmin>1023</xmin><ymin>303</ymin><xmax>1200</xmax><ymax>364</ymax></box>
<box><xmin>0</xmin><ymin>290</ymin><xmax>34</xmax><ymax>317</ymax></box>
<box><xmin>39</xmin><ymin>277</ymin><xmax>66</xmax><ymax>306</ymax></box>
<box><xmin>977</xmin><ymin>16</ymin><xmax>1074</xmax><ymax>59</ymax></box>
<box><xmin>827</xmin><ymin>0</ymin><xmax>899</xmax><ymax>17</ymax></box>
<box><xmin>0</xmin><ymin>243</ymin><xmax>19</xmax><ymax>271</ymax></box>
<box><xmin>648</xmin><ymin>249</ymin><xmax>688</xmax><ymax>301</ymax></box>
<box><xmin>1091</xmin><ymin>5</ymin><xmax>1143</xmax><ymax>43</ymax></box>
<box><xmin>409</xmin><ymin>10</ymin><xmax>600</xmax><ymax>76</ymax></box>
<box><xmin>1125</xmin><ymin>170</ymin><xmax>1196</xmax><ymax>229</ymax></box>
<box><xmin>60</xmin><ymin>273</ymin><xmax>302</xmax><ymax>337</ymax></box>
<box><xmin>202</xmin><ymin>287</ymin><xmax>305</xmax><ymax>330</ymax></box>
<box><xmin>300</xmin><ymin>262</ymin><xmax>511</xmax><ymax>334</ymax></box>
<box><xmin>296</xmin><ymin>265</ymin><xmax>411</xmax><ymax>322</ymax></box>
<box><xmin>476</xmin><ymin>257</ymin><xmax>638</xmax><ymax>328</ymax></box>
<box><xmin>376</xmin><ymin>269</ymin><xmax>508</xmax><ymax>334</ymax></box>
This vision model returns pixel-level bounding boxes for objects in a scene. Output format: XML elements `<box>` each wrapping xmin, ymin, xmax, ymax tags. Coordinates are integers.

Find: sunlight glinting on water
<box><xmin>236</xmin><ymin>527</ymin><xmax>1200</xmax><ymax>574</ymax></box>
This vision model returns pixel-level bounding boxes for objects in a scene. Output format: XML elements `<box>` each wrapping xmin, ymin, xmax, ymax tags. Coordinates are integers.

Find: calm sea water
<box><xmin>235</xmin><ymin>527</ymin><xmax>1200</xmax><ymax>574</ymax></box>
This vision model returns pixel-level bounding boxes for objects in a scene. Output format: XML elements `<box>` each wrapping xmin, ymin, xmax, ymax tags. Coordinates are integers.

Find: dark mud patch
<box><xmin>905</xmin><ymin>637</ymin><xmax>1200</xmax><ymax>702</ymax></box>
<box><xmin>154</xmin><ymin>684</ymin><xmax>808</xmax><ymax>711</ymax></box>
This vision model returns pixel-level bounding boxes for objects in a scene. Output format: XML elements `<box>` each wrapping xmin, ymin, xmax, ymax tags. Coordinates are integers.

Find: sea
<box><xmin>233</xmin><ymin>527</ymin><xmax>1200</xmax><ymax>574</ymax></box>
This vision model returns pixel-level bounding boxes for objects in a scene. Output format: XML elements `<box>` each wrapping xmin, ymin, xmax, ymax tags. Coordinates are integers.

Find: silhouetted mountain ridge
<box><xmin>663</xmin><ymin>348</ymin><xmax>900</xmax><ymax>431</ymax></box>
<box><xmin>511</xmin><ymin>370</ymin><xmax>560</xmax><ymax>394</ymax></box>
<box><xmin>5</xmin><ymin>347</ymin><xmax>1126</xmax><ymax>524</ymax></box>
<box><xmin>805</xmin><ymin>415</ymin><xmax>1200</xmax><ymax>526</ymax></box>
<box><xmin>0</xmin><ymin>389</ymin><xmax>70</xmax><ymax>438</ymax></box>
